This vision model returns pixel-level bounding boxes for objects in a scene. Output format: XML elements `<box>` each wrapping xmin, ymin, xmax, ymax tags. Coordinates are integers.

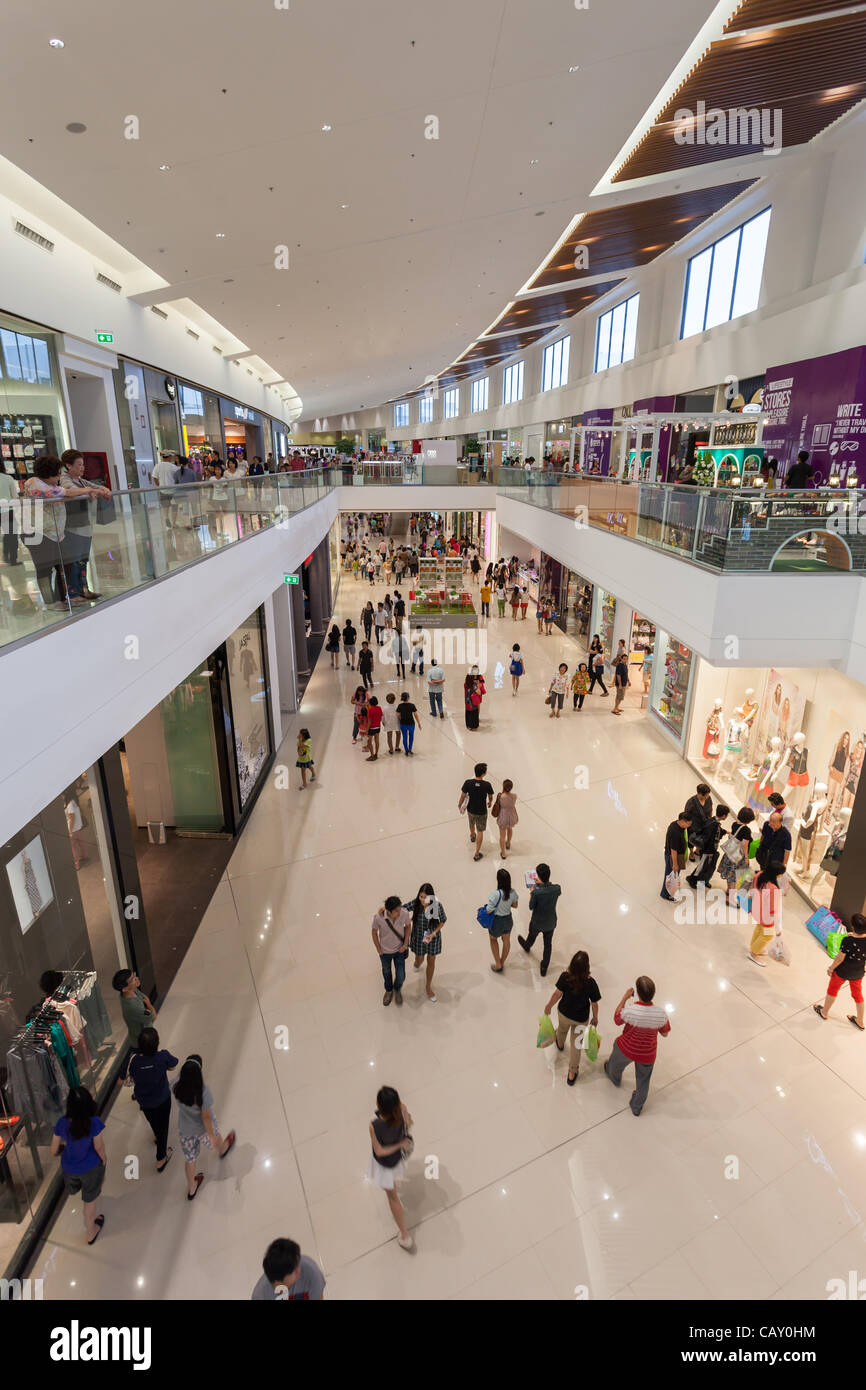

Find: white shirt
<box><xmin>152</xmin><ymin>458</ymin><xmax>179</xmax><ymax>487</ymax></box>
<box><xmin>0</xmin><ymin>472</ymin><xmax>18</xmax><ymax>502</ymax></box>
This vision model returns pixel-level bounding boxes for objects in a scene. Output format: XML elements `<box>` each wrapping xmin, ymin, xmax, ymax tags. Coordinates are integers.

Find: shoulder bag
<box><xmin>476</xmin><ymin>889</ymin><xmax>502</xmax><ymax>931</ymax></box>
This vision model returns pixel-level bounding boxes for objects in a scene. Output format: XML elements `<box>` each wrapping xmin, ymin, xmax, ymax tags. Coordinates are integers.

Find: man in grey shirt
<box><xmin>517</xmin><ymin>863</ymin><xmax>562</xmax><ymax>977</ymax></box>
<box><xmin>372</xmin><ymin>896</ymin><xmax>412</xmax><ymax>1006</ymax></box>
<box><xmin>252</xmin><ymin>1238</ymin><xmax>326</xmax><ymax>1301</ymax></box>
<box><xmin>427</xmin><ymin>660</ymin><xmax>445</xmax><ymax>718</ymax></box>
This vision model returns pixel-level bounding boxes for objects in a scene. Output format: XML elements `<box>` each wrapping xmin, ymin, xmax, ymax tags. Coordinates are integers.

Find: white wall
<box><xmin>0</xmin><ymin>490</ymin><xmax>337</xmax><ymax>844</ymax></box>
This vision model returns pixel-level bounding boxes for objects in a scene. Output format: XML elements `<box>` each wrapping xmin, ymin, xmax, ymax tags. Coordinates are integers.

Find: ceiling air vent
<box><xmin>150</xmin><ymin>306</ymin><xmax>168</xmax><ymax>320</ymax></box>
<box><xmin>14</xmin><ymin>220</ymin><xmax>54</xmax><ymax>253</ymax></box>
<box><xmin>186</xmin><ymin>328</ymin><xmax>200</xmax><ymax>341</ymax></box>
<box><xmin>96</xmin><ymin>271</ymin><xmax>122</xmax><ymax>293</ymax></box>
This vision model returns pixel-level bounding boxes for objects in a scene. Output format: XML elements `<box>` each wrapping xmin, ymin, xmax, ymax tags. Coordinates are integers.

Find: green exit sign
<box><xmin>96</xmin><ymin>332</ymin><xmax>114</xmax><ymax>343</ymax></box>
<box><xmin>283</xmin><ymin>574</ymin><xmax>299</xmax><ymax>585</ymax></box>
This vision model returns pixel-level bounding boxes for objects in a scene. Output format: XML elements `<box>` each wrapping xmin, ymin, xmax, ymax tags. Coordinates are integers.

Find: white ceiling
<box><xmin>0</xmin><ymin>0</ymin><xmax>715</xmax><ymax>423</ymax></box>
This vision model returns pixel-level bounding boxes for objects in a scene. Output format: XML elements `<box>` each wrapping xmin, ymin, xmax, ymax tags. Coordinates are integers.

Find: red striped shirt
<box><xmin>614</xmin><ymin>999</ymin><xmax>671</xmax><ymax>1064</ymax></box>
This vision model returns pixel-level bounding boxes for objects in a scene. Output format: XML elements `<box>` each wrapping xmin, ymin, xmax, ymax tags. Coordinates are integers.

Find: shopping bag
<box><xmin>736</xmin><ymin>885</ymin><xmax>753</xmax><ymax>913</ymax></box>
<box><xmin>476</xmin><ymin>890</ymin><xmax>501</xmax><ymax>931</ymax></box>
<box><xmin>536</xmin><ymin>1015</ymin><xmax>556</xmax><ymax>1049</ymax></box>
<box><xmin>826</xmin><ymin>930</ymin><xmax>845</xmax><ymax>959</ymax></box>
<box><xmin>664</xmin><ymin>870</ymin><xmax>681</xmax><ymax>898</ymax></box>
<box><xmin>767</xmin><ymin>934</ymin><xmax>792</xmax><ymax>966</ymax></box>
<box><xmin>748</xmin><ymin>838</ymin><xmax>761</xmax><ymax>860</ymax></box>
<box><xmin>584</xmin><ymin>1025</ymin><xmax>601</xmax><ymax>1062</ymax></box>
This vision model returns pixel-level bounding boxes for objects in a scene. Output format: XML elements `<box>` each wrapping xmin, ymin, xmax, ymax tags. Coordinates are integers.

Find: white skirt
<box><xmin>366</xmin><ymin>1153</ymin><xmax>407</xmax><ymax>1190</ymax></box>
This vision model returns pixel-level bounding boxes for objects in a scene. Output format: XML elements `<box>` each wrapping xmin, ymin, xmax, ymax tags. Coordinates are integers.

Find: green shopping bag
<box><xmin>826</xmin><ymin>930</ymin><xmax>845</xmax><ymax>959</ymax></box>
<box><xmin>584</xmin><ymin>1025</ymin><xmax>601</xmax><ymax>1063</ymax></box>
<box><xmin>536</xmin><ymin>1014</ymin><xmax>555</xmax><ymax>1049</ymax></box>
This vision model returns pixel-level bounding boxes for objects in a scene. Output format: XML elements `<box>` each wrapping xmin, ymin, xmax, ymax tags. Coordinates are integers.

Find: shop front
<box><xmin>686</xmin><ymin>660</ymin><xmax>866</xmax><ymax>912</ymax></box>
<box><xmin>179</xmin><ymin>383</ymin><xmax>224</xmax><ymax>470</ymax></box>
<box><xmin>0</xmin><ymin>311</ymin><xmax>69</xmax><ymax>479</ymax></box>
<box><xmin>649</xmin><ymin>631</ymin><xmax>695</xmax><ymax>742</ymax></box>
<box><xmin>221</xmin><ymin>399</ymin><xmax>265</xmax><ymax>467</ymax></box>
<box><xmin>539</xmin><ymin>552</ymin><xmax>593</xmax><ymax>641</ymax></box>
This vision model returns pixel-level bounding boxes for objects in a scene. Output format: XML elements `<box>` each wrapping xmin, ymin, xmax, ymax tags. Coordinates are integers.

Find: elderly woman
<box><xmin>59</xmin><ymin>450</ymin><xmax>111</xmax><ymax>601</ymax></box>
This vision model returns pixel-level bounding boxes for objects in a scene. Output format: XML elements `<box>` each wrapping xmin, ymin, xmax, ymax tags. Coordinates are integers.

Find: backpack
<box><xmin>509</xmin><ymin>656</ymin><xmax>523</xmax><ymax>675</ymax></box>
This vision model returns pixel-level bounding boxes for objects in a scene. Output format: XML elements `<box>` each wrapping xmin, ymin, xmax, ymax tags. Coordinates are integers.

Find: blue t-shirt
<box><xmin>54</xmin><ymin>1116</ymin><xmax>105</xmax><ymax>1175</ymax></box>
<box><xmin>129</xmin><ymin>1050</ymin><xmax>179</xmax><ymax>1109</ymax></box>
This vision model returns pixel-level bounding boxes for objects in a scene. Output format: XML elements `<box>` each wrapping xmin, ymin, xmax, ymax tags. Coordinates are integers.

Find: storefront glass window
<box><xmin>651</xmin><ymin>631</ymin><xmax>694</xmax><ymax>739</ymax></box>
<box><xmin>0</xmin><ymin>767</ymin><xmax>126</xmax><ymax>1275</ymax></box>
<box><xmin>179</xmin><ymin>384</ymin><xmax>223</xmax><ymax>469</ymax></box>
<box><xmin>594</xmin><ymin>588</ymin><xmax>617</xmax><ymax>659</ymax></box>
<box><xmin>0</xmin><ymin>312</ymin><xmax>69</xmax><ymax>479</ymax></box>
<box><xmin>225</xmin><ymin>610</ymin><xmax>272</xmax><ymax>808</ymax></box>
<box><xmin>630</xmin><ymin>612</ymin><xmax>657</xmax><ymax>692</ymax></box>
<box><xmin>159</xmin><ymin>665</ymin><xmax>226</xmax><ymax>833</ymax></box>
<box><xmin>113</xmin><ymin>361</ymin><xmax>155</xmax><ymax>489</ymax></box>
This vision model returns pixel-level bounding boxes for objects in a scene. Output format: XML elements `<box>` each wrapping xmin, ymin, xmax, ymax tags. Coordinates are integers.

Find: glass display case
<box><xmin>651</xmin><ymin>630</ymin><xmax>694</xmax><ymax>740</ymax></box>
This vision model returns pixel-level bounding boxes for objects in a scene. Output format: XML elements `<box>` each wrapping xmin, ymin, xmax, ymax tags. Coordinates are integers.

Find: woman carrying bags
<box><xmin>406</xmin><ymin>883</ymin><xmax>446</xmax><ymax>1002</ymax></box>
<box><xmin>543</xmin><ymin>951</ymin><xmax>601</xmax><ymax>1087</ymax></box>
<box><xmin>746</xmin><ymin>861</ymin><xmax>785</xmax><ymax>967</ymax></box>
<box><xmin>485</xmin><ymin>867</ymin><xmax>519</xmax><ymax>974</ymax></box>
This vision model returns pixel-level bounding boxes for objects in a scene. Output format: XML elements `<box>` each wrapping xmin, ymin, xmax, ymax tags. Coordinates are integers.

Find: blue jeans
<box><xmin>481</xmin><ymin>601</ymin><xmax>489</xmax><ymax>616</ymax></box>
<box><xmin>380</xmin><ymin>951</ymin><xmax>406</xmax><ymax>993</ymax></box>
<box><xmin>428</xmin><ymin>690</ymin><xmax>443</xmax><ymax>716</ymax></box>
<box><xmin>401</xmin><ymin>724</ymin><xmax>415</xmax><ymax>752</ymax></box>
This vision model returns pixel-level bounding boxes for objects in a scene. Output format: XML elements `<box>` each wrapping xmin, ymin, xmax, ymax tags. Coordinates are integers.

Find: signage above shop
<box><xmin>96</xmin><ymin>331</ymin><xmax>114</xmax><ymax>344</ymax></box>
<box><xmin>713</xmin><ymin>420</ymin><xmax>759</xmax><ymax>447</ymax></box>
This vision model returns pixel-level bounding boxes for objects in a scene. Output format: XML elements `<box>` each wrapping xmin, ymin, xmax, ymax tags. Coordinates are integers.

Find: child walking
<box><xmin>297</xmin><ymin>728</ymin><xmax>316</xmax><ymax>789</ymax></box>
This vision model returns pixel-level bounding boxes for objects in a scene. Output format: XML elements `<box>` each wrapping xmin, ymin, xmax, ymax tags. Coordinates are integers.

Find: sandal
<box><xmin>87</xmin><ymin>1215</ymin><xmax>105</xmax><ymax>1245</ymax></box>
<box><xmin>555</xmin><ymin>1040</ymin><xmax>564</xmax><ymax>1052</ymax></box>
<box><xmin>187</xmin><ymin>1174</ymin><xmax>204</xmax><ymax>1200</ymax></box>
<box><xmin>473</xmin><ymin>852</ymin><xmax>483</xmax><ymax>861</ymax></box>
<box><xmin>848</xmin><ymin>1015</ymin><xmax>865</xmax><ymax>1031</ymax></box>
<box><xmin>813</xmin><ymin>1004</ymin><xmax>828</xmax><ymax>1020</ymax></box>
<box><xmin>490</xmin><ymin>963</ymin><xmax>503</xmax><ymax>973</ymax></box>
<box><xmin>219</xmin><ymin>1130</ymin><xmax>236</xmax><ymax>1159</ymax></box>
<box><xmin>567</xmin><ymin>1072</ymin><xmax>577</xmax><ymax>1086</ymax></box>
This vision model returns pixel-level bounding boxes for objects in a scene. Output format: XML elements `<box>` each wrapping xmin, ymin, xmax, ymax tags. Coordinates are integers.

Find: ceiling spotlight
<box><xmin>49</xmin><ymin>37</ymin><xmax>65</xmax><ymax>48</ymax></box>
<box><xmin>159</xmin><ymin>164</ymin><xmax>171</xmax><ymax>171</ymax></box>
<box><xmin>529</xmin><ymin>158</ymin><xmax>539</xmax><ymax>166</ymax></box>
<box><xmin>568</xmin><ymin>65</ymin><xmax>579</xmax><ymax>72</ymax></box>
<box><xmin>65</xmin><ymin>122</ymin><xmax>87</xmax><ymax>134</ymax></box>
<box><xmin>215</xmin><ymin>232</ymin><xmax>226</xmax><ymax>238</ymax></box>
<box><xmin>321</xmin><ymin>123</ymin><xmax>332</xmax><ymax>132</ymax></box>
<box><xmin>340</xmin><ymin>203</ymin><xmax>349</xmax><ymax>209</ymax></box>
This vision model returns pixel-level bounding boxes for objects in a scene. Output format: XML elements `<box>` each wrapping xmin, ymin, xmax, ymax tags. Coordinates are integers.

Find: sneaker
<box><xmin>398</xmin><ymin>1235</ymin><xmax>414</xmax><ymax>1251</ymax></box>
<box><xmin>747</xmin><ymin>953</ymin><xmax>767</xmax><ymax>967</ymax></box>
<box><xmin>383</xmin><ymin>991</ymin><xmax>393</xmax><ymax>1006</ymax></box>
<box><xmin>394</xmin><ymin>990</ymin><xmax>403</xmax><ymax>1006</ymax></box>
<box><xmin>413</xmin><ymin>961</ymin><xmax>422</xmax><ymax>971</ymax></box>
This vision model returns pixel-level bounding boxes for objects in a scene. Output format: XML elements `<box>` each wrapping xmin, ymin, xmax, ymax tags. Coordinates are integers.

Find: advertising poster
<box><xmin>824</xmin><ymin>712</ymin><xmax>866</xmax><ymax>822</ymax></box>
<box><xmin>582</xmin><ymin>407</ymin><xmax>613</xmax><ymax>475</ymax></box>
<box><xmin>6</xmin><ymin>834</ymin><xmax>55</xmax><ymax>935</ymax></box>
<box><xmin>762</xmin><ymin>347</ymin><xmax>866</xmax><ymax>483</ymax></box>
<box><xmin>633</xmin><ymin>396</ymin><xmax>675</xmax><ymax>479</ymax></box>
<box><xmin>755</xmin><ymin>668</ymin><xmax>806</xmax><ymax>761</ymax></box>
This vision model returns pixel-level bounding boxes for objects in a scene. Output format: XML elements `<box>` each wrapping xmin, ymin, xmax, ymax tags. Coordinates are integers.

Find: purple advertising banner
<box><xmin>581</xmin><ymin>407</ymin><xmax>613</xmax><ymax>475</ymax></box>
<box><xmin>762</xmin><ymin>347</ymin><xmax>866</xmax><ymax>485</ymax></box>
<box><xmin>634</xmin><ymin>395</ymin><xmax>675</xmax><ymax>480</ymax></box>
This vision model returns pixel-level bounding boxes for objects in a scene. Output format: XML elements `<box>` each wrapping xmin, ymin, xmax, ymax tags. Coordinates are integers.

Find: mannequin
<box><xmin>826</xmin><ymin>731</ymin><xmax>851</xmax><ymax>813</ymax></box>
<box><xmin>740</xmin><ymin>688</ymin><xmax>758</xmax><ymax>729</ymax></box>
<box><xmin>793</xmin><ymin>782</ymin><xmax>828</xmax><ymax>871</ymax></box>
<box><xmin>779</xmin><ymin>731</ymin><xmax>810</xmax><ymax>810</ymax></box>
<box><xmin>702</xmin><ymin>698</ymin><xmax>724</xmax><ymax>765</ymax></box>
<box><xmin>811</xmin><ymin>806</ymin><xmax>851</xmax><ymax>893</ymax></box>
<box><xmin>750</xmin><ymin>736</ymin><xmax>782</xmax><ymax>814</ymax></box>
<box><xmin>717</xmin><ymin>706</ymin><xmax>748</xmax><ymax>780</ymax></box>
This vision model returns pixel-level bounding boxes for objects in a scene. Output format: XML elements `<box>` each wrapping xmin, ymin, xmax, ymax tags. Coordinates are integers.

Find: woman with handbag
<box><xmin>547</xmin><ymin>664</ymin><xmax>569</xmax><ymax>718</ymax></box>
<box><xmin>464</xmin><ymin>673</ymin><xmax>482</xmax><ymax>729</ymax></box>
<box><xmin>494</xmin><ymin>779</ymin><xmax>519</xmax><ymax>857</ymax></box>
<box><xmin>485</xmin><ymin>867</ymin><xmax>519</xmax><ymax>973</ymax></box>
<box><xmin>543</xmin><ymin>951</ymin><xmax>601</xmax><ymax>1087</ymax></box>
<box><xmin>717</xmin><ymin>806</ymin><xmax>755</xmax><ymax>907</ymax></box>
<box><xmin>368</xmin><ymin>1085</ymin><xmax>414</xmax><ymax>1250</ymax></box>
<box><xmin>406</xmin><ymin>883</ymin><xmax>446</xmax><ymax>1001</ymax></box>
<box><xmin>747</xmin><ymin>862</ymin><xmax>784</xmax><ymax>967</ymax></box>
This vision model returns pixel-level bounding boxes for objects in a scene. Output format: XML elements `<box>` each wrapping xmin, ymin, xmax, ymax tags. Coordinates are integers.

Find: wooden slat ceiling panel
<box><xmin>527</xmin><ymin>183</ymin><xmax>755</xmax><ymax>291</ymax></box>
<box><xmin>615</xmin><ymin>14</ymin><xmax>866</xmax><ymax>181</ymax></box>
<box><xmin>724</xmin><ymin>0</ymin><xmax>865</xmax><ymax>34</ymax></box>
<box><xmin>467</xmin><ymin>326</ymin><xmax>552</xmax><ymax>354</ymax></box>
<box><xmin>485</xmin><ymin>280</ymin><xmax>625</xmax><ymax>335</ymax></box>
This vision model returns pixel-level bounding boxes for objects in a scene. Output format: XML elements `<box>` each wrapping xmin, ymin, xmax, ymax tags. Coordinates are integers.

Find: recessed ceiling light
<box><xmin>49</xmin><ymin>37</ymin><xmax>65</xmax><ymax>49</ymax></box>
<box><xmin>568</xmin><ymin>65</ymin><xmax>579</xmax><ymax>72</ymax></box>
<box><xmin>65</xmin><ymin>122</ymin><xmax>86</xmax><ymax>134</ymax></box>
<box><xmin>159</xmin><ymin>164</ymin><xmax>171</xmax><ymax>171</ymax></box>
<box><xmin>215</xmin><ymin>232</ymin><xmax>226</xmax><ymax>238</ymax></box>
<box><xmin>321</xmin><ymin>124</ymin><xmax>332</xmax><ymax>132</ymax></box>
<box><xmin>529</xmin><ymin>158</ymin><xmax>539</xmax><ymax>166</ymax></box>
<box><xmin>340</xmin><ymin>203</ymin><xmax>349</xmax><ymax>209</ymax></box>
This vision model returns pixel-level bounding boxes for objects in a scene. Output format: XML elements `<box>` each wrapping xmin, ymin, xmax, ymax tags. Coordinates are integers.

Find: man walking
<box><xmin>612</xmin><ymin>650</ymin><xmax>630</xmax><ymax>714</ymax></box>
<box><xmin>410</xmin><ymin>628</ymin><xmax>426</xmax><ymax>675</ymax></box>
<box><xmin>661</xmin><ymin>811</ymin><xmax>691</xmax><ymax>900</ymax></box>
<box><xmin>517</xmin><ymin>863</ymin><xmax>562</xmax><ymax>976</ymax></box>
<box><xmin>459</xmin><ymin>762</ymin><xmax>494</xmax><ymax>861</ymax></box>
<box><xmin>604</xmin><ymin>977</ymin><xmax>671</xmax><ymax>1116</ymax></box>
<box><xmin>427</xmin><ymin>658</ymin><xmax>445</xmax><ymax>718</ymax></box>
<box><xmin>358</xmin><ymin>639</ymin><xmax>375</xmax><ymax>690</ymax></box>
<box><xmin>371</xmin><ymin>896</ymin><xmax>412</xmax><ymax>1006</ymax></box>
<box><xmin>342</xmin><ymin>618</ymin><xmax>357</xmax><ymax>670</ymax></box>
<box><xmin>393</xmin><ymin>590</ymin><xmax>406</xmax><ymax>635</ymax></box>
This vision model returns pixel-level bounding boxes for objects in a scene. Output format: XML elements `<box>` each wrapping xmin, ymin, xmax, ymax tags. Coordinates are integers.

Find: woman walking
<box><xmin>547</xmin><ymin>663</ymin><xmax>569</xmax><ymax>718</ymax></box>
<box><xmin>350</xmin><ymin>686</ymin><xmax>368</xmax><ymax>744</ymax></box>
<box><xmin>509</xmin><ymin>644</ymin><xmax>524</xmax><ymax>695</ymax></box>
<box><xmin>127</xmin><ymin>1027</ymin><xmax>178</xmax><ymax>1172</ymax></box>
<box><xmin>325</xmin><ymin>624</ymin><xmax>341</xmax><ymax>669</ymax></box>
<box><xmin>368</xmin><ymin>1086</ymin><xmax>414</xmax><ymax>1250</ymax></box>
<box><xmin>814</xmin><ymin>911</ymin><xmax>866</xmax><ymax>1029</ymax></box>
<box><xmin>51</xmin><ymin>1086</ymin><xmax>107</xmax><ymax>1244</ymax></box>
<box><xmin>464</xmin><ymin>674</ymin><xmax>481</xmax><ymax>730</ymax></box>
<box><xmin>544</xmin><ymin>601</ymin><xmax>556</xmax><ymax>635</ymax></box>
<box><xmin>407</xmin><ymin>883</ymin><xmax>446</xmax><ymax>1001</ymax></box>
<box><xmin>495</xmin><ymin>580</ymin><xmax>507</xmax><ymax>617</ymax></box>
<box><xmin>396</xmin><ymin>691</ymin><xmax>421</xmax><ymax>755</ymax></box>
<box><xmin>536</xmin><ymin>596</ymin><xmax>546</xmax><ymax>634</ymax></box>
<box><xmin>588</xmin><ymin>648</ymin><xmax>608</xmax><ymax>697</ymax></box>
<box><xmin>509</xmin><ymin>586</ymin><xmax>521</xmax><ymax>621</ymax></box>
<box><xmin>494</xmin><ymin>779</ymin><xmax>519</xmax><ymax>857</ymax></box>
<box><xmin>519</xmin><ymin>587</ymin><xmax>529</xmax><ymax>620</ymax></box>
<box><xmin>361</xmin><ymin>601</ymin><xmax>375</xmax><ymax>643</ymax></box>
<box><xmin>173</xmin><ymin>1055</ymin><xmax>235</xmax><ymax>1201</ymax></box>
<box><xmin>486</xmin><ymin>867</ymin><xmax>519</xmax><ymax>973</ymax></box>
<box><xmin>543</xmin><ymin>951</ymin><xmax>601</xmax><ymax>1086</ymax></box>
<box><xmin>747</xmin><ymin>862</ymin><xmax>784</xmax><ymax>967</ymax></box>
<box><xmin>382</xmin><ymin>692</ymin><xmax>401</xmax><ymax>755</ymax></box>
<box><xmin>571</xmin><ymin>663</ymin><xmax>589</xmax><ymax>710</ymax></box>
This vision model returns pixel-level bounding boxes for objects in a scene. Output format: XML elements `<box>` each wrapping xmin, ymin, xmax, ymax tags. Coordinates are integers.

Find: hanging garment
<box><xmin>49</xmin><ymin>1022</ymin><xmax>80</xmax><ymax>1088</ymax></box>
<box><xmin>22</xmin><ymin>852</ymin><xmax>42</xmax><ymax>917</ymax></box>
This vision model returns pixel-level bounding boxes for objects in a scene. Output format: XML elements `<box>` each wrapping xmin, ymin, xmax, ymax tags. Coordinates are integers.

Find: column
<box><xmin>290</xmin><ymin>571</ymin><xmax>310</xmax><ymax>677</ymax></box>
<box><xmin>307</xmin><ymin>547</ymin><xmax>327</xmax><ymax>637</ymax></box>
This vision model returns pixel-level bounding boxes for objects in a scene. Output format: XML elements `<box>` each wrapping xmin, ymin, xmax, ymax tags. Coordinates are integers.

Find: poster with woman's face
<box><xmin>824</xmin><ymin>716</ymin><xmax>866</xmax><ymax>819</ymax></box>
<box><xmin>756</xmin><ymin>670</ymin><xmax>806</xmax><ymax>760</ymax></box>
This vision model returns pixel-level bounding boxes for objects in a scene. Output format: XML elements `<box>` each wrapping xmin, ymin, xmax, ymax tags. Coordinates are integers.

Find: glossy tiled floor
<box><xmin>33</xmin><ymin>548</ymin><xmax>866</xmax><ymax>1301</ymax></box>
